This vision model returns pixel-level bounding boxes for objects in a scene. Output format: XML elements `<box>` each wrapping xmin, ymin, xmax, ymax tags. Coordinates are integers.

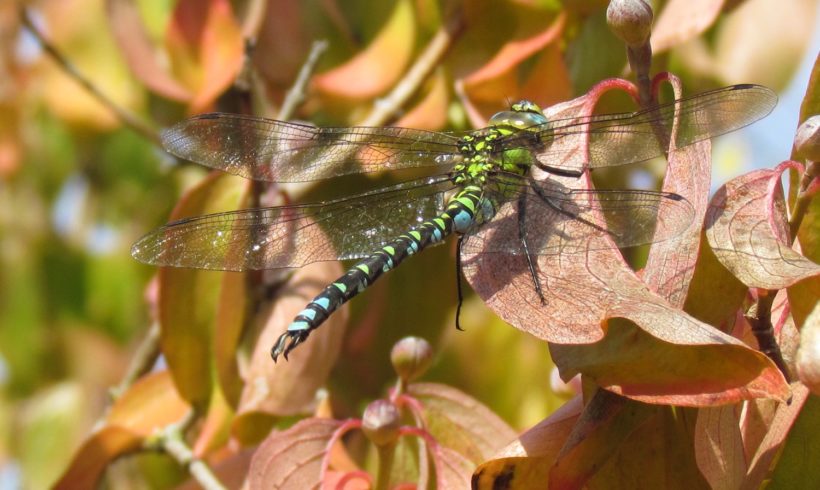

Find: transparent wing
<box><xmin>464</xmin><ymin>174</ymin><xmax>695</xmax><ymax>255</ymax></box>
<box><xmin>161</xmin><ymin>115</ymin><xmax>464</xmax><ymax>183</ymax></box>
<box><xmin>496</xmin><ymin>84</ymin><xmax>776</xmax><ymax>170</ymax></box>
<box><xmin>131</xmin><ymin>176</ymin><xmax>456</xmax><ymax>271</ymax></box>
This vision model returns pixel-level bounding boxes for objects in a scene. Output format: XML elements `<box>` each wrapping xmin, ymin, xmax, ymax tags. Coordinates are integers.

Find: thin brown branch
<box><xmin>359</xmin><ymin>9</ymin><xmax>465</xmax><ymax>127</ymax></box>
<box><xmin>19</xmin><ymin>6</ymin><xmax>161</xmax><ymax>146</ymax></box>
<box><xmin>278</xmin><ymin>40</ymin><xmax>330</xmax><ymax>121</ymax></box>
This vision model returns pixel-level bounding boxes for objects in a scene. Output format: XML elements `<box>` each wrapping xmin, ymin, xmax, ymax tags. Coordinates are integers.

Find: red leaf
<box><xmin>705</xmin><ymin>162</ymin><xmax>820</xmax><ymax>289</ymax></box>
<box><xmin>105</xmin><ymin>0</ymin><xmax>191</xmax><ymax>101</ymax></box>
<box><xmin>53</xmin><ymin>427</ymin><xmax>142</xmax><ymax>490</ymax></box>
<box><xmin>248</xmin><ymin>418</ymin><xmax>343</xmax><ymax>489</ymax></box>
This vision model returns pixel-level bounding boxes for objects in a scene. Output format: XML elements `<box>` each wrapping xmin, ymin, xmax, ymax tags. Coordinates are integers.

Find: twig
<box><xmin>360</xmin><ymin>9</ymin><xmax>465</xmax><ymax>127</ymax></box>
<box><xmin>278</xmin><ymin>40</ymin><xmax>329</xmax><ymax>120</ymax></box>
<box><xmin>110</xmin><ymin>322</ymin><xmax>162</xmax><ymax>400</ymax></box>
<box><xmin>19</xmin><ymin>6</ymin><xmax>161</xmax><ymax>147</ymax></box>
<box><xmin>150</xmin><ymin>410</ymin><xmax>227</xmax><ymax>490</ymax></box>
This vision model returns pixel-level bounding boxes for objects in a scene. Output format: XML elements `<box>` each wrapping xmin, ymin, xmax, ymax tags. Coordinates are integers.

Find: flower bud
<box><xmin>391</xmin><ymin>337</ymin><xmax>433</xmax><ymax>383</ymax></box>
<box><xmin>795</xmin><ymin>115</ymin><xmax>820</xmax><ymax>162</ymax></box>
<box><xmin>362</xmin><ymin>399</ymin><xmax>401</xmax><ymax>446</ymax></box>
<box><xmin>607</xmin><ymin>0</ymin><xmax>654</xmax><ymax>46</ymax></box>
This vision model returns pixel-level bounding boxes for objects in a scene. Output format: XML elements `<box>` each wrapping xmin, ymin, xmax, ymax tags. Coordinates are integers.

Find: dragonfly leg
<box><xmin>535</xmin><ymin>164</ymin><xmax>584</xmax><ymax>178</ymax></box>
<box><xmin>454</xmin><ymin>236</ymin><xmax>466</xmax><ymax>331</ymax></box>
<box><xmin>517</xmin><ymin>193</ymin><xmax>546</xmax><ymax>305</ymax></box>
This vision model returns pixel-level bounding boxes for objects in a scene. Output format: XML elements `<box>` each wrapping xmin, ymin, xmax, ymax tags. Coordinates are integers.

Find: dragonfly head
<box><xmin>489</xmin><ymin>100</ymin><xmax>549</xmax><ymax>133</ymax></box>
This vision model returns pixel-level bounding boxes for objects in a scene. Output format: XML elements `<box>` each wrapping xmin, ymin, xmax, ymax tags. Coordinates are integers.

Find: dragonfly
<box><xmin>131</xmin><ymin>84</ymin><xmax>776</xmax><ymax>361</ymax></box>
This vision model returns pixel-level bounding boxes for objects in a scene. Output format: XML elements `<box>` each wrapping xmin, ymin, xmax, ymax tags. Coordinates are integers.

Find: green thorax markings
<box><xmin>452</xmin><ymin>100</ymin><xmax>549</xmax><ymax>187</ymax></box>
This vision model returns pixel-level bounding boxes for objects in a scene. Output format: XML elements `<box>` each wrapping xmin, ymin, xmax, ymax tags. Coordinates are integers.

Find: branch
<box><xmin>19</xmin><ymin>6</ymin><xmax>161</xmax><ymax>147</ymax></box>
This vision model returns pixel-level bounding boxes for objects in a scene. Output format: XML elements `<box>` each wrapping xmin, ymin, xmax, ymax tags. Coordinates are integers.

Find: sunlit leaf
<box><xmin>408</xmin><ymin>382</ymin><xmax>517</xmax><ymax>462</ymax></box>
<box><xmin>105</xmin><ymin>0</ymin><xmax>191</xmax><ymax>102</ymax></box>
<box><xmin>693</xmin><ymin>405</ymin><xmax>746</xmax><ymax>490</ymax></box>
<box><xmin>394</xmin><ymin>68</ymin><xmax>450</xmax><ymax>130</ymax></box>
<box><xmin>158</xmin><ymin>172</ymin><xmax>250</xmax><ymax>408</ymax></box>
<box><xmin>797</xmin><ymin>302</ymin><xmax>820</xmax><ymax>394</ymax></box>
<box><xmin>705</xmin><ymin>163</ymin><xmax>820</xmax><ymax>290</ymax></box>
<box><xmin>312</xmin><ymin>0</ymin><xmax>416</xmax><ymax>100</ymax></box>
<box><xmin>53</xmin><ymin>372</ymin><xmax>189</xmax><ymax>490</ymax></box>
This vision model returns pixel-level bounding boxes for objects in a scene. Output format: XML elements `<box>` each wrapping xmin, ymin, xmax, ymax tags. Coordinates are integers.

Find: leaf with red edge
<box><xmin>53</xmin><ymin>372</ymin><xmax>190</xmax><ymax>490</ymax></box>
<box><xmin>693</xmin><ymin>406</ymin><xmax>746</xmax><ymax>490</ymax></box>
<box><xmin>473</xmin><ymin>396</ymin><xmax>583</xmax><ymax>488</ymax></box>
<box><xmin>407</xmin><ymin>382</ymin><xmax>517</xmax><ymax>463</ymax></box>
<box><xmin>159</xmin><ymin>172</ymin><xmax>250</xmax><ymax>408</ymax></box>
<box><xmin>234</xmin><ymin>260</ymin><xmax>348</xmax><ymax>422</ymax></box>
<box><xmin>652</xmin><ymin>0</ymin><xmax>726</xmax><ymax>53</ymax></box>
<box><xmin>550</xmin><ymin>319</ymin><xmax>789</xmax><ymax>406</ymax></box>
<box><xmin>705</xmin><ymin>162</ymin><xmax>820</xmax><ymax>290</ymax></box>
<box><xmin>312</xmin><ymin>0</ymin><xmax>415</xmax><ymax>100</ymax></box>
<box><xmin>248</xmin><ymin>418</ymin><xmax>344</xmax><ymax>489</ymax></box>
<box><xmin>165</xmin><ymin>0</ymin><xmax>243</xmax><ymax>112</ymax></box>
<box><xmin>105</xmin><ymin>0</ymin><xmax>191</xmax><ymax>102</ymax></box>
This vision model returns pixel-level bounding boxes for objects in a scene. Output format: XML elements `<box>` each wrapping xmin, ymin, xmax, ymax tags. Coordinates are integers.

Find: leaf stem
<box><xmin>153</xmin><ymin>410</ymin><xmax>227</xmax><ymax>490</ymax></box>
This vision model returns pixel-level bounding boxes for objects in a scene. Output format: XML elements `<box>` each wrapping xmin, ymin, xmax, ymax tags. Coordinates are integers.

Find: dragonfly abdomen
<box><xmin>271</xmin><ymin>186</ymin><xmax>485</xmax><ymax>361</ymax></box>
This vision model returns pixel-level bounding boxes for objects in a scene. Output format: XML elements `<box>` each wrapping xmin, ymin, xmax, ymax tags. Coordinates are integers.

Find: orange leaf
<box><xmin>312</xmin><ymin>0</ymin><xmax>416</xmax><ymax>99</ymax></box>
<box><xmin>165</xmin><ymin>0</ymin><xmax>243</xmax><ymax>112</ymax></box>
